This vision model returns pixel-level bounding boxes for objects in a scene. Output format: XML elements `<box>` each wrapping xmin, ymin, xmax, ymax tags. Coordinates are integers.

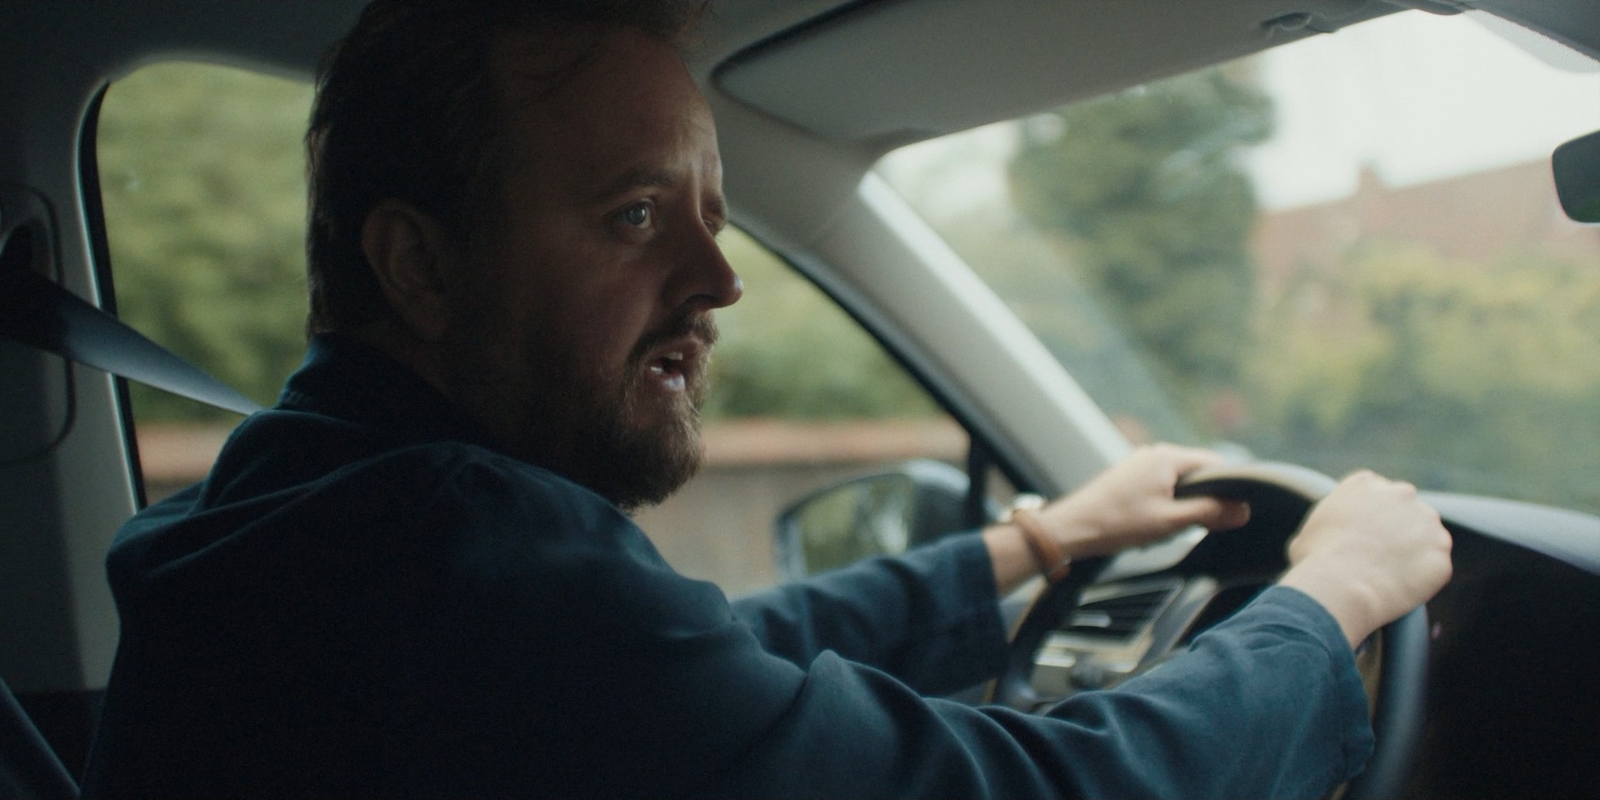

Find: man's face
<box><xmin>436</xmin><ymin>26</ymin><xmax>741</xmax><ymax>510</ymax></box>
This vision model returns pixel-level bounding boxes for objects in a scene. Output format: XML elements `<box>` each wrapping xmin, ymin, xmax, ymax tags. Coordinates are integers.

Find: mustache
<box><xmin>629</xmin><ymin>313</ymin><xmax>719</xmax><ymax>365</ymax></box>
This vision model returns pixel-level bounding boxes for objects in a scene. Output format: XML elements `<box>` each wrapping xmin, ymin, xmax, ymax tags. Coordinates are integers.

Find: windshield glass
<box><xmin>878</xmin><ymin>11</ymin><xmax>1600</xmax><ymax>514</ymax></box>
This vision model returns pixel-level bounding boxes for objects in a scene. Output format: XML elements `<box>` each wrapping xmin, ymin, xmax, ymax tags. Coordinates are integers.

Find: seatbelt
<box><xmin>0</xmin><ymin>675</ymin><xmax>78</xmax><ymax>800</ymax></box>
<box><xmin>0</xmin><ymin>189</ymin><xmax>263</xmax><ymax>417</ymax></box>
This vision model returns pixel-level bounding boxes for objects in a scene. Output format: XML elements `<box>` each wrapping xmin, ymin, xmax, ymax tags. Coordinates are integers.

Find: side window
<box><xmin>636</xmin><ymin>230</ymin><xmax>973</xmax><ymax>594</ymax></box>
<box><xmin>97</xmin><ymin>63</ymin><xmax>312</xmax><ymax>500</ymax></box>
<box><xmin>97</xmin><ymin>63</ymin><xmax>978</xmax><ymax>596</ymax></box>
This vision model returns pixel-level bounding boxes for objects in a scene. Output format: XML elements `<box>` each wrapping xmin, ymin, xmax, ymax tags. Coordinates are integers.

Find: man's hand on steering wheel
<box><xmin>1280</xmin><ymin>471</ymin><xmax>1455</xmax><ymax>648</ymax></box>
<box><xmin>984</xmin><ymin>445</ymin><xmax>1455</xmax><ymax>653</ymax></box>
<box><xmin>982</xmin><ymin>444</ymin><xmax>1251</xmax><ymax>597</ymax></box>
<box><xmin>986</xmin><ymin>453</ymin><xmax>1454</xmax><ymax>799</ymax></box>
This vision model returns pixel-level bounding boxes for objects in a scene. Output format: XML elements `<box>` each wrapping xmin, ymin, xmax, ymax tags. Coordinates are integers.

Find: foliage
<box><xmin>1008</xmin><ymin>69</ymin><xmax>1273</xmax><ymax>434</ymax></box>
<box><xmin>1245</xmin><ymin>243</ymin><xmax>1600</xmax><ymax>510</ymax></box>
<box><xmin>705</xmin><ymin>230</ymin><xmax>938</xmax><ymax>420</ymax></box>
<box><xmin>99</xmin><ymin>63</ymin><xmax>313</xmax><ymax>421</ymax></box>
<box><xmin>987</xmin><ymin>60</ymin><xmax>1600</xmax><ymax>514</ymax></box>
<box><xmin>929</xmin><ymin>207</ymin><xmax>1196</xmax><ymax>443</ymax></box>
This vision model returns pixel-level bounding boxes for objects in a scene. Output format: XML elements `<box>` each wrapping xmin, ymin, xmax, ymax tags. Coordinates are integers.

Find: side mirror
<box><xmin>1553</xmin><ymin>129</ymin><xmax>1600</xmax><ymax>223</ymax></box>
<box><xmin>773</xmin><ymin>459</ymin><xmax>987</xmax><ymax>580</ymax></box>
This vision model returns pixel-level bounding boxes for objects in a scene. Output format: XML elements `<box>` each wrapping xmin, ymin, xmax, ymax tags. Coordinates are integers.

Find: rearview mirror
<box><xmin>1553</xmin><ymin>129</ymin><xmax>1600</xmax><ymax>223</ymax></box>
<box><xmin>773</xmin><ymin>459</ymin><xmax>984</xmax><ymax>580</ymax></box>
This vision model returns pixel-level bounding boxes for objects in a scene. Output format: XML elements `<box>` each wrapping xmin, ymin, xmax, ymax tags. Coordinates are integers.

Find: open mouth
<box><xmin>647</xmin><ymin>350</ymin><xmax>688</xmax><ymax>391</ymax></box>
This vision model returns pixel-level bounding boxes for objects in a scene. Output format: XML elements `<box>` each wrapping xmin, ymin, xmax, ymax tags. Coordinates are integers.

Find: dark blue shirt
<box><xmin>84</xmin><ymin>335</ymin><xmax>1372</xmax><ymax>798</ymax></box>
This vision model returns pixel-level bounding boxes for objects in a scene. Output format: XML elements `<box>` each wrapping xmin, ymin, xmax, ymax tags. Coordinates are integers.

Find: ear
<box><xmin>360</xmin><ymin>200</ymin><xmax>457</xmax><ymax>341</ymax></box>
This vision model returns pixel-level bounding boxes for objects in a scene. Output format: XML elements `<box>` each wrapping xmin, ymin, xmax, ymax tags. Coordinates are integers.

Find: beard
<box><xmin>556</xmin><ymin>313</ymin><xmax>716</xmax><ymax>513</ymax></box>
<box><xmin>438</xmin><ymin>293</ymin><xmax>717</xmax><ymax>513</ymax></box>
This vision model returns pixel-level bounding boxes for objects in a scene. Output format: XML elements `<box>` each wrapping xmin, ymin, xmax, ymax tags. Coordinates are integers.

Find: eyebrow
<box><xmin>586</xmin><ymin>167</ymin><xmax>678</xmax><ymax>204</ymax></box>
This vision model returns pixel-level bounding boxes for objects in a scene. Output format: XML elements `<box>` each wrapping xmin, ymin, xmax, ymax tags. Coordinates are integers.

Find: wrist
<box><xmin>1278</xmin><ymin>562</ymin><xmax>1379</xmax><ymax>649</ymax></box>
<box><xmin>981</xmin><ymin>522</ymin><xmax>1040</xmax><ymax>596</ymax></box>
<box><xmin>1038</xmin><ymin>494</ymin><xmax>1113</xmax><ymax>559</ymax></box>
<box><xmin>1011</xmin><ymin>507</ymin><xmax>1072</xmax><ymax>583</ymax></box>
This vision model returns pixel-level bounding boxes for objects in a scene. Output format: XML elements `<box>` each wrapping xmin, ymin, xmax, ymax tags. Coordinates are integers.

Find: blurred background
<box><xmin>100</xmin><ymin>10</ymin><xmax>1600</xmax><ymax>594</ymax></box>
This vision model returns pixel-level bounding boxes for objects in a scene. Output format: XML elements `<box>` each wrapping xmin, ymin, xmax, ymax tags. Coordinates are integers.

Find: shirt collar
<box><xmin>276</xmin><ymin>333</ymin><xmax>500</xmax><ymax>450</ymax></box>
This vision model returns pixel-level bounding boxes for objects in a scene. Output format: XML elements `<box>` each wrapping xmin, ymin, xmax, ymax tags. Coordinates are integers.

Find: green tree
<box><xmin>705</xmin><ymin>230</ymin><xmax>937</xmax><ymax>420</ymax></box>
<box><xmin>931</xmin><ymin>208</ymin><xmax>1196</xmax><ymax>444</ymax></box>
<box><xmin>98</xmin><ymin>63</ymin><xmax>314</xmax><ymax>421</ymax></box>
<box><xmin>1247</xmin><ymin>242</ymin><xmax>1600</xmax><ymax>510</ymax></box>
<box><xmin>1007</xmin><ymin>68</ymin><xmax>1272</xmax><ymax>435</ymax></box>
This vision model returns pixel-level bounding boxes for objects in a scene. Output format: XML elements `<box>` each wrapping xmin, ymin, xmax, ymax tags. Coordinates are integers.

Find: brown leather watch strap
<box><xmin>1012</xmin><ymin>507</ymin><xmax>1072</xmax><ymax>583</ymax></box>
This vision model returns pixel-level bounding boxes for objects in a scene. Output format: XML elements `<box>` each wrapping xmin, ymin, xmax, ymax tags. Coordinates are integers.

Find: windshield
<box><xmin>878</xmin><ymin>10</ymin><xmax>1600</xmax><ymax>514</ymax></box>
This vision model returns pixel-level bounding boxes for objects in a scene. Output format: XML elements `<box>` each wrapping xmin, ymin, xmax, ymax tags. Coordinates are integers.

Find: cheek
<box><xmin>489</xmin><ymin>232</ymin><xmax>665</xmax><ymax>371</ymax></box>
<box><xmin>575</xmin><ymin>312</ymin><xmax>648</xmax><ymax>371</ymax></box>
<box><xmin>521</xmin><ymin>301</ymin><xmax>640</xmax><ymax>386</ymax></box>
<box><xmin>562</xmin><ymin>281</ymin><xmax>663</xmax><ymax>358</ymax></box>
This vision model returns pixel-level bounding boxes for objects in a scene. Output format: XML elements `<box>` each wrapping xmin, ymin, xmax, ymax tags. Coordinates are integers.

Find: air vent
<box><xmin>1063</xmin><ymin>584</ymin><xmax>1177</xmax><ymax>641</ymax></box>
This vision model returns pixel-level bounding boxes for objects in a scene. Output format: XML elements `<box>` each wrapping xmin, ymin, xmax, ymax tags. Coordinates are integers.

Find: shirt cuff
<box><xmin>1213</xmin><ymin>584</ymin><xmax>1378</xmax><ymax>782</ymax></box>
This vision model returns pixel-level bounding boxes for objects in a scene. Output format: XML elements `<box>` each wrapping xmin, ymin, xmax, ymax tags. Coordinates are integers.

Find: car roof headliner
<box><xmin>14</xmin><ymin>1</ymin><xmax>1597</xmax><ymax>138</ymax></box>
<box><xmin>4</xmin><ymin>0</ymin><xmax>1596</xmax><ymax>245</ymax></box>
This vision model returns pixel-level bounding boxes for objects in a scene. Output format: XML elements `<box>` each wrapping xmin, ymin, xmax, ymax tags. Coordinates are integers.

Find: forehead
<box><xmin>490</xmin><ymin>26</ymin><xmax>719</xmax><ymax>185</ymax></box>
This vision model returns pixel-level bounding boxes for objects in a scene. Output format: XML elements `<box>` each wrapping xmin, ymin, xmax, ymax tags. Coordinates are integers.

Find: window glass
<box><xmin>879</xmin><ymin>11</ymin><xmax>1600</xmax><ymax>514</ymax></box>
<box><xmin>640</xmin><ymin>231</ymin><xmax>965</xmax><ymax>593</ymax></box>
<box><xmin>99</xmin><ymin>63</ymin><xmax>312</xmax><ymax>425</ymax></box>
<box><xmin>99</xmin><ymin>63</ymin><xmax>311</xmax><ymax>506</ymax></box>
<box><xmin>97</xmin><ymin>62</ymin><xmax>967</xmax><ymax>594</ymax></box>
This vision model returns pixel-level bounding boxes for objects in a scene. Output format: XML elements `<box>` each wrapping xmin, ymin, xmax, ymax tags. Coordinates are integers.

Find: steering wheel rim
<box><xmin>990</xmin><ymin>462</ymin><xmax>1429</xmax><ymax>800</ymax></box>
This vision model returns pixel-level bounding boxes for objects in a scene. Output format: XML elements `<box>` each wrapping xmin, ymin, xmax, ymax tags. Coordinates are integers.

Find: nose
<box><xmin>672</xmin><ymin>224</ymin><xmax>743</xmax><ymax>311</ymax></box>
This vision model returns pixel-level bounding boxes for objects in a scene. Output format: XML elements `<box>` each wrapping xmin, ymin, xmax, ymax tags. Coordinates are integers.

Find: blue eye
<box><xmin>621</xmin><ymin>203</ymin><xmax>651</xmax><ymax>227</ymax></box>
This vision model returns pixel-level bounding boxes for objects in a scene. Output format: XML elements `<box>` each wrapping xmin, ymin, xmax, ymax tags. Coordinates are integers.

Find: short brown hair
<box><xmin>305</xmin><ymin>0</ymin><xmax>706</xmax><ymax>335</ymax></box>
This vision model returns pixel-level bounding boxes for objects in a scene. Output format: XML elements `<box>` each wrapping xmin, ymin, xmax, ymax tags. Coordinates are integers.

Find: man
<box><xmin>82</xmin><ymin>1</ymin><xmax>1453</xmax><ymax>797</ymax></box>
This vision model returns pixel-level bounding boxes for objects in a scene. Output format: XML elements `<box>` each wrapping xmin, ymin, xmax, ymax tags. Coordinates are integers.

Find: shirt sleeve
<box><xmin>400</xmin><ymin>459</ymin><xmax>1373</xmax><ymax>799</ymax></box>
<box><xmin>729</xmin><ymin>533</ymin><xmax>1010</xmax><ymax>695</ymax></box>
<box><xmin>709</xmin><ymin>586</ymin><xmax>1373</xmax><ymax>800</ymax></box>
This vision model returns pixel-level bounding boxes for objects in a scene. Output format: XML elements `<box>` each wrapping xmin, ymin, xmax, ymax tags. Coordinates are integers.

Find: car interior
<box><xmin>3</xmin><ymin>0</ymin><xmax>1599</xmax><ymax>797</ymax></box>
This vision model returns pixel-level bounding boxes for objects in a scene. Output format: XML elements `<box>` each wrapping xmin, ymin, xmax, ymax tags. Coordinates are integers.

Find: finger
<box><xmin>1339</xmin><ymin>468</ymin><xmax>1382</xmax><ymax>486</ymax></box>
<box><xmin>1141</xmin><ymin>444</ymin><xmax>1227</xmax><ymax>480</ymax></box>
<box><xmin>1166</xmin><ymin>496</ymin><xmax>1249</xmax><ymax>531</ymax></box>
<box><xmin>1211</xmin><ymin>499</ymin><xmax>1251</xmax><ymax>531</ymax></box>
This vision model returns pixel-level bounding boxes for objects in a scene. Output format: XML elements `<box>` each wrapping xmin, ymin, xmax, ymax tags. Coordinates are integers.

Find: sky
<box><xmin>879</xmin><ymin>10</ymin><xmax>1600</xmax><ymax>215</ymax></box>
<box><xmin>1247</xmin><ymin>10</ymin><xmax>1600</xmax><ymax>209</ymax></box>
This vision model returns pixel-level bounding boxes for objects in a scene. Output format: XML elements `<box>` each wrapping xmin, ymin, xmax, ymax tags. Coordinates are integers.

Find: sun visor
<box><xmin>715</xmin><ymin>0</ymin><xmax>1398</xmax><ymax>146</ymax></box>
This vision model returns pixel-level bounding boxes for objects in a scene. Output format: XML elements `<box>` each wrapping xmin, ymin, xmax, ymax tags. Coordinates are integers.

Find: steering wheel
<box><xmin>989</xmin><ymin>462</ymin><xmax>1430</xmax><ymax>800</ymax></box>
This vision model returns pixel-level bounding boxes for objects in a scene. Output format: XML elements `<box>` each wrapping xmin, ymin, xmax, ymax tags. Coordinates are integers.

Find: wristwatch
<box><xmin>1001</xmin><ymin>494</ymin><xmax>1072</xmax><ymax>583</ymax></box>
